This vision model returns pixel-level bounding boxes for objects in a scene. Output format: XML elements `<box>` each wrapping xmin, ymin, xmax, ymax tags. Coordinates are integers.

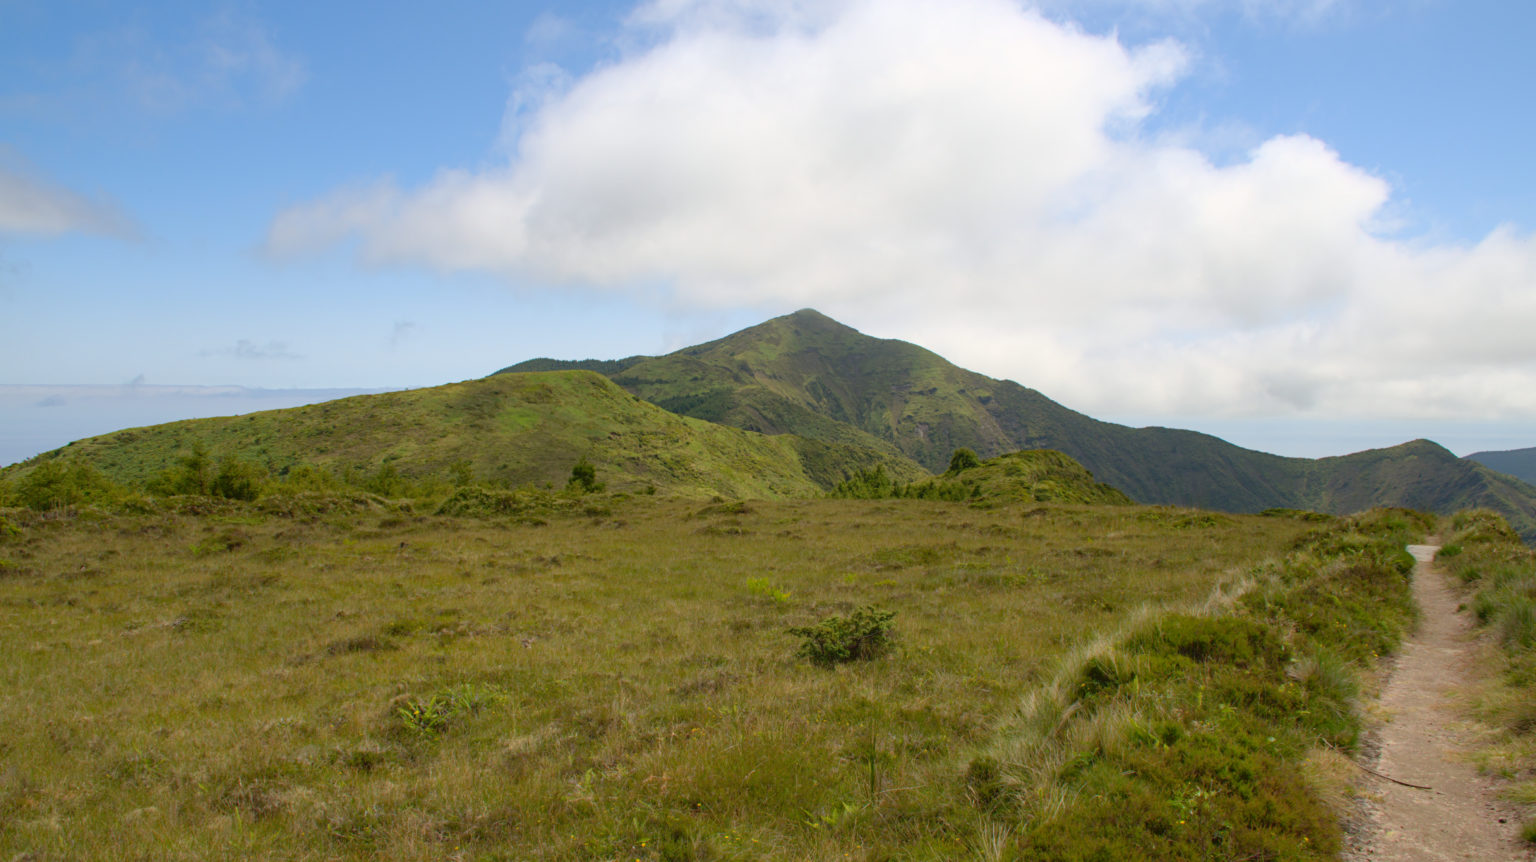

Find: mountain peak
<box><xmin>783</xmin><ymin>308</ymin><xmax>838</xmax><ymax>325</ymax></box>
<box><xmin>768</xmin><ymin>308</ymin><xmax>860</xmax><ymax>337</ymax></box>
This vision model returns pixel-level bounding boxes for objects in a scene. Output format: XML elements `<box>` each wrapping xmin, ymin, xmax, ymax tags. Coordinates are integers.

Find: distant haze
<box><xmin>0</xmin><ymin>385</ymin><xmax>388</xmax><ymax>468</ymax></box>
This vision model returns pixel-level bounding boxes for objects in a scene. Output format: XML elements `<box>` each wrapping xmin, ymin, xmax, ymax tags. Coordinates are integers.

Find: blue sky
<box><xmin>3</xmin><ymin>0</ymin><xmax>1535</xmax><ymax>465</ymax></box>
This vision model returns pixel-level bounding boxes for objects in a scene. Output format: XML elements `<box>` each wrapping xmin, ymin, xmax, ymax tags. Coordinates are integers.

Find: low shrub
<box><xmin>14</xmin><ymin>459</ymin><xmax>121</xmax><ymax>510</ymax></box>
<box><xmin>947</xmin><ymin>448</ymin><xmax>982</xmax><ymax>474</ymax></box>
<box><xmin>435</xmin><ymin>486</ymin><xmax>563</xmax><ymax>520</ymax></box>
<box><xmin>789</xmin><ymin>606</ymin><xmax>896</xmax><ymax>666</ymax></box>
<box><xmin>211</xmin><ymin>457</ymin><xmax>267</xmax><ymax>501</ymax></box>
<box><xmin>567</xmin><ymin>458</ymin><xmax>603</xmax><ymax>493</ymax></box>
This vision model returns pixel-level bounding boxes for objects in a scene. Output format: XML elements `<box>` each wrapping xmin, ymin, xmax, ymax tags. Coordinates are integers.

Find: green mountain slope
<box><xmin>503</xmin><ymin>310</ymin><xmax>1536</xmax><ymax>540</ymax></box>
<box><xmin>504</xmin><ymin>309</ymin><xmax>1307</xmax><ymax>507</ymax></box>
<box><xmin>20</xmin><ymin>371</ymin><xmax>927</xmax><ymax>499</ymax></box>
<box><xmin>1297</xmin><ymin>439</ymin><xmax>1536</xmax><ymax>540</ymax></box>
<box><xmin>1465</xmin><ymin>446</ymin><xmax>1536</xmax><ymax>486</ymax></box>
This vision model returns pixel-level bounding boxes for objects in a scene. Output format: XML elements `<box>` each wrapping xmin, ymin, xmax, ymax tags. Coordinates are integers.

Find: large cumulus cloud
<box><xmin>265</xmin><ymin>0</ymin><xmax>1536</xmax><ymax>421</ymax></box>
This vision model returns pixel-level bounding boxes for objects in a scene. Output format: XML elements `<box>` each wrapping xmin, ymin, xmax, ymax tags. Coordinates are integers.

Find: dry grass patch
<box><xmin>0</xmin><ymin>496</ymin><xmax>1309</xmax><ymax>859</ymax></box>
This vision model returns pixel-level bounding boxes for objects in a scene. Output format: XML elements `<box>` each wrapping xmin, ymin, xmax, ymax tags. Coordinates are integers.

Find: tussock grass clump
<box><xmin>395</xmin><ymin>683</ymin><xmax>509</xmax><ymax>737</ymax></box>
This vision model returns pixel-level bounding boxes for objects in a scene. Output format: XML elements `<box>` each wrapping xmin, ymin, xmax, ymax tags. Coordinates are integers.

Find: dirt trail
<box><xmin>1346</xmin><ymin>544</ymin><xmax>1531</xmax><ymax>861</ymax></box>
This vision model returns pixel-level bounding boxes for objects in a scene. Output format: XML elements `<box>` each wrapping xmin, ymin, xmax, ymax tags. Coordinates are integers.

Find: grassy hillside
<box><xmin>7</xmin><ymin>371</ymin><xmax>926</xmax><ymax>499</ymax></box>
<box><xmin>1297</xmin><ymin>440</ymin><xmax>1536</xmax><ymax>542</ymax></box>
<box><xmin>1466</xmin><ymin>446</ymin><xmax>1536</xmax><ymax>486</ymax></box>
<box><xmin>501</xmin><ymin>310</ymin><xmax>1305</xmax><ymax>507</ymax></box>
<box><xmin>502</xmin><ymin>309</ymin><xmax>1536</xmax><ymax>538</ymax></box>
<box><xmin>0</xmin><ymin>492</ymin><xmax>1428</xmax><ymax>859</ymax></box>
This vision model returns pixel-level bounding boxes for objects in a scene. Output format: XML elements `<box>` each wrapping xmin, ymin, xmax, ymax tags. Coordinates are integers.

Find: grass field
<box><xmin>0</xmin><ymin>494</ymin><xmax>1420</xmax><ymax>860</ymax></box>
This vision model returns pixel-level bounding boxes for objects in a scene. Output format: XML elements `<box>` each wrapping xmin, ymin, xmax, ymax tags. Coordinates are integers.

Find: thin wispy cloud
<box><xmin>0</xmin><ymin>161</ymin><xmax>138</xmax><ymax>238</ymax></box>
<box><xmin>198</xmin><ymin>339</ymin><xmax>301</xmax><ymax>361</ymax></box>
<box><xmin>255</xmin><ymin>0</ymin><xmax>1535</xmax><ymax>423</ymax></box>
<box><xmin>17</xmin><ymin>11</ymin><xmax>307</xmax><ymax>117</ymax></box>
<box><xmin>389</xmin><ymin>321</ymin><xmax>418</xmax><ymax>348</ymax></box>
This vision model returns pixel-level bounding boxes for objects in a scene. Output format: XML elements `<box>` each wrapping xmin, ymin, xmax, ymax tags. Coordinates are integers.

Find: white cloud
<box><xmin>0</xmin><ymin>164</ymin><xmax>138</xmax><ymax>238</ymax></box>
<box><xmin>265</xmin><ymin>0</ymin><xmax>1536</xmax><ymax>423</ymax></box>
<box><xmin>1031</xmin><ymin>0</ymin><xmax>1348</xmax><ymax>26</ymax></box>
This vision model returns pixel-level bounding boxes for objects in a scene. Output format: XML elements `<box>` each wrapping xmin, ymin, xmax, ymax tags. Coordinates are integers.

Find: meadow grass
<box><xmin>0</xmin><ymin>496</ymin><xmax>1406</xmax><ymax>859</ymax></box>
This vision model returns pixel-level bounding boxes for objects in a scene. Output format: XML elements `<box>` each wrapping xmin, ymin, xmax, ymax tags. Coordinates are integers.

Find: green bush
<box><xmin>947</xmin><ymin>448</ymin><xmax>981</xmax><ymax>474</ymax></box>
<box><xmin>363</xmin><ymin>462</ymin><xmax>408</xmax><ymax>497</ymax></box>
<box><xmin>211</xmin><ymin>457</ymin><xmax>267</xmax><ymax>501</ymax></box>
<box><xmin>567</xmin><ymin>458</ymin><xmax>602</xmax><ymax>493</ymax></box>
<box><xmin>15</xmin><ymin>460</ymin><xmax>120</xmax><ymax>510</ymax></box>
<box><xmin>435</xmin><ymin>485</ymin><xmax>563</xmax><ymax>521</ymax></box>
<box><xmin>789</xmin><ymin>606</ymin><xmax>896</xmax><ymax>666</ymax></box>
<box><xmin>829</xmin><ymin>465</ymin><xmax>895</xmax><ymax>499</ymax></box>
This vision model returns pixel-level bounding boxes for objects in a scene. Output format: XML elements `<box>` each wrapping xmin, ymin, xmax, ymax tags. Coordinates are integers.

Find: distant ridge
<box><xmin>498</xmin><ymin>357</ymin><xmax>646</xmax><ymax>377</ymax></box>
<box><xmin>11</xmin><ymin>310</ymin><xmax>1534</xmax><ymax>542</ymax></box>
<box><xmin>1465</xmin><ymin>446</ymin><xmax>1536</xmax><ymax>486</ymax></box>
<box><xmin>13</xmin><ymin>371</ymin><xmax>927</xmax><ymax>500</ymax></box>
<box><xmin>501</xmin><ymin>309</ymin><xmax>1536</xmax><ymax>540</ymax></box>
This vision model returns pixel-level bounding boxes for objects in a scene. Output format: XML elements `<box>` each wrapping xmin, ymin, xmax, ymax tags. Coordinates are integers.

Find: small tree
<box><xmin>947</xmin><ymin>447</ymin><xmax>981</xmax><ymax>474</ymax></box>
<box><xmin>210</xmin><ymin>458</ymin><xmax>266</xmax><ymax>501</ymax></box>
<box><xmin>174</xmin><ymin>444</ymin><xmax>214</xmax><ymax>495</ymax></box>
<box><xmin>15</xmin><ymin>460</ymin><xmax>117</xmax><ymax>510</ymax></box>
<box><xmin>364</xmin><ymin>462</ymin><xmax>407</xmax><ymax>497</ymax></box>
<box><xmin>568</xmin><ymin>458</ymin><xmax>601</xmax><ymax>493</ymax></box>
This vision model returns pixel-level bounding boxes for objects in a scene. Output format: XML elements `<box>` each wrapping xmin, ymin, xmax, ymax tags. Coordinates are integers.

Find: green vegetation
<box><xmin>0</xmin><ymin>486</ymin><xmax>1428</xmax><ymax>859</ymax></box>
<box><xmin>567</xmin><ymin>458</ymin><xmax>602</xmax><ymax>493</ymax></box>
<box><xmin>2</xmin><ymin>370</ymin><xmax>926</xmax><ymax>503</ymax></box>
<box><xmin>948</xmin><ymin>447</ymin><xmax>982</xmax><ymax>473</ymax></box>
<box><xmin>506</xmin><ymin>309</ymin><xmax>1536</xmax><ymax>539</ymax></box>
<box><xmin>1436</xmin><ymin>509</ymin><xmax>1536</xmax><ymax>841</ymax></box>
<box><xmin>1466</xmin><ymin>446</ymin><xmax>1536</xmax><ymax>487</ymax></box>
<box><xmin>788</xmin><ymin>606</ymin><xmax>897</xmax><ymax>666</ymax></box>
<box><xmin>969</xmin><ymin>508</ymin><xmax>1426</xmax><ymax>859</ymax></box>
<box><xmin>9</xmin><ymin>458</ymin><xmax>124</xmax><ymax>510</ymax></box>
<box><xmin>834</xmin><ymin>449</ymin><xmax>1132</xmax><ymax>506</ymax></box>
<box><xmin>0</xmin><ymin>307</ymin><xmax>1498</xmax><ymax>857</ymax></box>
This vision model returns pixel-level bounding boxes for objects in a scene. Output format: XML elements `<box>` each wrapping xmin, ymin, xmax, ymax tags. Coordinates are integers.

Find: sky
<box><xmin>3</xmin><ymin>0</ymin><xmax>1535</xmax><ymax>466</ymax></box>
